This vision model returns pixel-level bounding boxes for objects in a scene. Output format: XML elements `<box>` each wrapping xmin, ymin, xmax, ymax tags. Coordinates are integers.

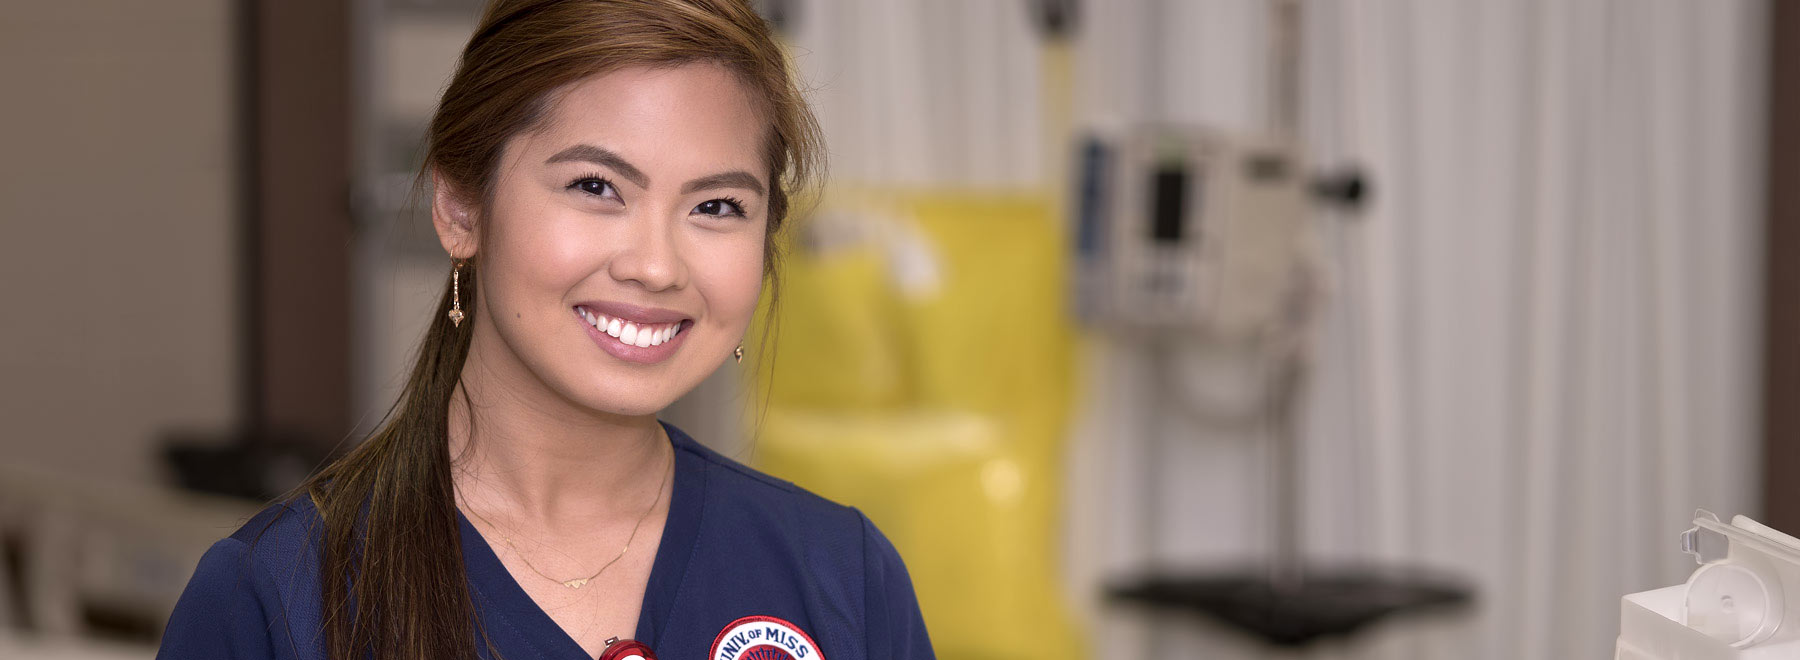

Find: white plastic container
<box><xmin>1616</xmin><ymin>510</ymin><xmax>1800</xmax><ymax>659</ymax></box>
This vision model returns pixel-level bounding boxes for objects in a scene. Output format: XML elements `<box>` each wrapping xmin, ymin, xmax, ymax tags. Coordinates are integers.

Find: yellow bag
<box><xmin>752</xmin><ymin>191</ymin><xmax>1085</xmax><ymax>659</ymax></box>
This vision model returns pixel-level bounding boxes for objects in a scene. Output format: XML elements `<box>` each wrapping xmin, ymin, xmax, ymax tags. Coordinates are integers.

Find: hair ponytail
<box><xmin>300</xmin><ymin>262</ymin><xmax>488</xmax><ymax>659</ymax></box>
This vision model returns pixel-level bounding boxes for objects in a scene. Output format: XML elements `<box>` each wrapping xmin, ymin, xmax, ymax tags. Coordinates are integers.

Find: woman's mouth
<box><xmin>573</xmin><ymin>305</ymin><xmax>690</xmax><ymax>363</ymax></box>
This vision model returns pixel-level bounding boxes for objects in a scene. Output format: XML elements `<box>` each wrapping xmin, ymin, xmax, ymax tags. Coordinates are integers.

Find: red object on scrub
<box><xmin>597</xmin><ymin>637</ymin><xmax>656</xmax><ymax>660</ymax></box>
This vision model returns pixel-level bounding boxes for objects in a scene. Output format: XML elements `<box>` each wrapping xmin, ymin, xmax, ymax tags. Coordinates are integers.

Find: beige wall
<box><xmin>0</xmin><ymin>2</ymin><xmax>239</xmax><ymax>484</ymax></box>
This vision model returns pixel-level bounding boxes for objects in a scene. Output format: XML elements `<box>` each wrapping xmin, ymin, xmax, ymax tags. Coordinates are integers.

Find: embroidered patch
<box><xmin>709</xmin><ymin>615</ymin><xmax>825</xmax><ymax>660</ymax></box>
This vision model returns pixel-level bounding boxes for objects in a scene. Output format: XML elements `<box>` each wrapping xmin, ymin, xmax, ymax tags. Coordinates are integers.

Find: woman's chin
<box><xmin>564</xmin><ymin>381</ymin><xmax>686</xmax><ymax>419</ymax></box>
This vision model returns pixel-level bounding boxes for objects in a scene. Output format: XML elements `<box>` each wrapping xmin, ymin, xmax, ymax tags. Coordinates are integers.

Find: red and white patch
<box><xmin>708</xmin><ymin>615</ymin><xmax>825</xmax><ymax>660</ymax></box>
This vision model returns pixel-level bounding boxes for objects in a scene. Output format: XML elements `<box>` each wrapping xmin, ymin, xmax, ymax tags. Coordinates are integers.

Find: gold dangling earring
<box><xmin>734</xmin><ymin>345</ymin><xmax>744</xmax><ymax>363</ymax></box>
<box><xmin>448</xmin><ymin>260</ymin><xmax>466</xmax><ymax>328</ymax></box>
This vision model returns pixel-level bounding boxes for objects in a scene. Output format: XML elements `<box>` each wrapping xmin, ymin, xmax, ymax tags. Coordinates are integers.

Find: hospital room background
<box><xmin>2</xmin><ymin>0</ymin><xmax>1794</xmax><ymax>658</ymax></box>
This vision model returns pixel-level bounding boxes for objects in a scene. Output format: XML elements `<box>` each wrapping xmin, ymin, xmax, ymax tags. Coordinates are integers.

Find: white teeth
<box><xmin>588</xmin><ymin>315</ymin><xmax>683</xmax><ymax>349</ymax></box>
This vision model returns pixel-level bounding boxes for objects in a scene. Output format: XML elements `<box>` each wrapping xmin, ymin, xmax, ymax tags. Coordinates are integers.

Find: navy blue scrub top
<box><xmin>155</xmin><ymin>422</ymin><xmax>934</xmax><ymax>660</ymax></box>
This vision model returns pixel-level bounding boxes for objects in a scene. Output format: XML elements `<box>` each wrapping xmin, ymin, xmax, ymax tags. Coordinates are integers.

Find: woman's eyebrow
<box><xmin>545</xmin><ymin>143</ymin><xmax>763</xmax><ymax>195</ymax></box>
<box><xmin>681</xmin><ymin>171</ymin><xmax>765</xmax><ymax>195</ymax></box>
<box><xmin>545</xmin><ymin>144</ymin><xmax>649</xmax><ymax>188</ymax></box>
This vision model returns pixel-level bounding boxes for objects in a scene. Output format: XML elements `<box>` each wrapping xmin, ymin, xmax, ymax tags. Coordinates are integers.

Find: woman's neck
<box><xmin>446</xmin><ymin>330</ymin><xmax>671</xmax><ymax>531</ymax></box>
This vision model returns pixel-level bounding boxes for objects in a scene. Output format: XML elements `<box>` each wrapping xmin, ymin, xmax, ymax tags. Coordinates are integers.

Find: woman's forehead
<box><xmin>515</xmin><ymin>63</ymin><xmax>768</xmax><ymax>180</ymax></box>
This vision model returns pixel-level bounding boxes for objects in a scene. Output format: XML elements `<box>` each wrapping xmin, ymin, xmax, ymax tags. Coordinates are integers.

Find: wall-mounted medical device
<box><xmin>1617</xmin><ymin>511</ymin><xmax>1800</xmax><ymax>659</ymax></box>
<box><xmin>1072</xmin><ymin>125</ymin><xmax>1314</xmax><ymax>339</ymax></box>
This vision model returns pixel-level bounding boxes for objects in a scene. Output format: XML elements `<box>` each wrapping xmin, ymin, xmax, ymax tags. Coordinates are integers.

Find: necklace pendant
<box><xmin>563</xmin><ymin>578</ymin><xmax>590</xmax><ymax>589</ymax></box>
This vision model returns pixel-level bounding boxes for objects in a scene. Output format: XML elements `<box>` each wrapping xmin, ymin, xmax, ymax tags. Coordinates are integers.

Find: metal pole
<box><xmin>1266</xmin><ymin>0</ymin><xmax>1307</xmax><ymax>591</ymax></box>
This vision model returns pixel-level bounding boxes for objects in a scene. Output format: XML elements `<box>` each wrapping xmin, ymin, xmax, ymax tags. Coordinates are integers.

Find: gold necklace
<box><xmin>462</xmin><ymin>441</ymin><xmax>672</xmax><ymax>590</ymax></box>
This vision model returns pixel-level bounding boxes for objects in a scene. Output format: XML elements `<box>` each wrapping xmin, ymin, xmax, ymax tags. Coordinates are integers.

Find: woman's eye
<box><xmin>693</xmin><ymin>199</ymin><xmax>745</xmax><ymax>217</ymax></box>
<box><xmin>569</xmin><ymin>177</ymin><xmax>618</xmax><ymax>199</ymax></box>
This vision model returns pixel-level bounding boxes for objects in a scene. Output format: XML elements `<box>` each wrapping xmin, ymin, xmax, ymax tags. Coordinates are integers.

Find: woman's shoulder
<box><xmin>190</xmin><ymin>494</ymin><xmax>330</xmax><ymax>608</ymax></box>
<box><xmin>228</xmin><ymin>493</ymin><xmax>329</xmax><ymax>555</ymax></box>
<box><xmin>665</xmin><ymin>422</ymin><xmax>869</xmax><ymax>535</ymax></box>
<box><xmin>659</xmin><ymin>423</ymin><xmax>934</xmax><ymax>657</ymax></box>
<box><xmin>663</xmin><ymin>422</ymin><xmax>916</xmax><ymax>593</ymax></box>
<box><xmin>156</xmin><ymin>496</ymin><xmax>328</xmax><ymax>660</ymax></box>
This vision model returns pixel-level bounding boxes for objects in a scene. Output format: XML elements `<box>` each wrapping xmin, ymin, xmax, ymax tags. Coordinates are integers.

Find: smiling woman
<box><xmin>442</xmin><ymin>63</ymin><xmax>773</xmax><ymax>417</ymax></box>
<box><xmin>152</xmin><ymin>2</ymin><xmax>933</xmax><ymax>660</ymax></box>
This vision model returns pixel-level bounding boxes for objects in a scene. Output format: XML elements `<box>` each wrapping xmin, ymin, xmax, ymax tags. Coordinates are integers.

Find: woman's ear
<box><xmin>431</xmin><ymin>168</ymin><xmax>480</xmax><ymax>259</ymax></box>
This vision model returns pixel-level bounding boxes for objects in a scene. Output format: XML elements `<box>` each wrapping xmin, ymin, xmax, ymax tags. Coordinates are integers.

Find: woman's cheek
<box><xmin>699</xmin><ymin>235</ymin><xmax>767</xmax><ymax>325</ymax></box>
<box><xmin>514</xmin><ymin>204</ymin><xmax>599</xmax><ymax>268</ymax></box>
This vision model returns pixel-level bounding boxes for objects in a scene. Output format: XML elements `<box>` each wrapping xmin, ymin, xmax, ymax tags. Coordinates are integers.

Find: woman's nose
<box><xmin>607</xmin><ymin>214</ymin><xmax>688</xmax><ymax>292</ymax></box>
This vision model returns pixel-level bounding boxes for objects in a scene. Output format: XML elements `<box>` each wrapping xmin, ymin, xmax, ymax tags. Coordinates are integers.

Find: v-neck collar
<box><xmin>456</xmin><ymin>420</ymin><xmax>708</xmax><ymax>658</ymax></box>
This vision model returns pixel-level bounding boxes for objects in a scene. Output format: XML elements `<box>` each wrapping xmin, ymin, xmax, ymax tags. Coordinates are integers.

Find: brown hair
<box><xmin>285</xmin><ymin>1</ymin><xmax>821</xmax><ymax>658</ymax></box>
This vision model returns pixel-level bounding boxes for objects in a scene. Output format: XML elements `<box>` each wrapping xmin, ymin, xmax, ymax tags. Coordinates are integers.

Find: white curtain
<box><xmin>785</xmin><ymin>0</ymin><xmax>1046</xmax><ymax>188</ymax></box>
<box><xmin>1300</xmin><ymin>1</ymin><xmax>1764</xmax><ymax>658</ymax></box>
<box><xmin>780</xmin><ymin>1</ymin><xmax>1766</xmax><ymax>658</ymax></box>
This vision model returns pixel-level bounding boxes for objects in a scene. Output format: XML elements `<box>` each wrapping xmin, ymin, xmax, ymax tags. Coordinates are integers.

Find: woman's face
<box><xmin>437</xmin><ymin>63</ymin><xmax>770</xmax><ymax>417</ymax></box>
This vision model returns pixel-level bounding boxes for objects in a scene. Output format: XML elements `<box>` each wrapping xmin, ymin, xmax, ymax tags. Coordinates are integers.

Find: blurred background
<box><xmin>1</xmin><ymin>0</ymin><xmax>1792</xmax><ymax>658</ymax></box>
